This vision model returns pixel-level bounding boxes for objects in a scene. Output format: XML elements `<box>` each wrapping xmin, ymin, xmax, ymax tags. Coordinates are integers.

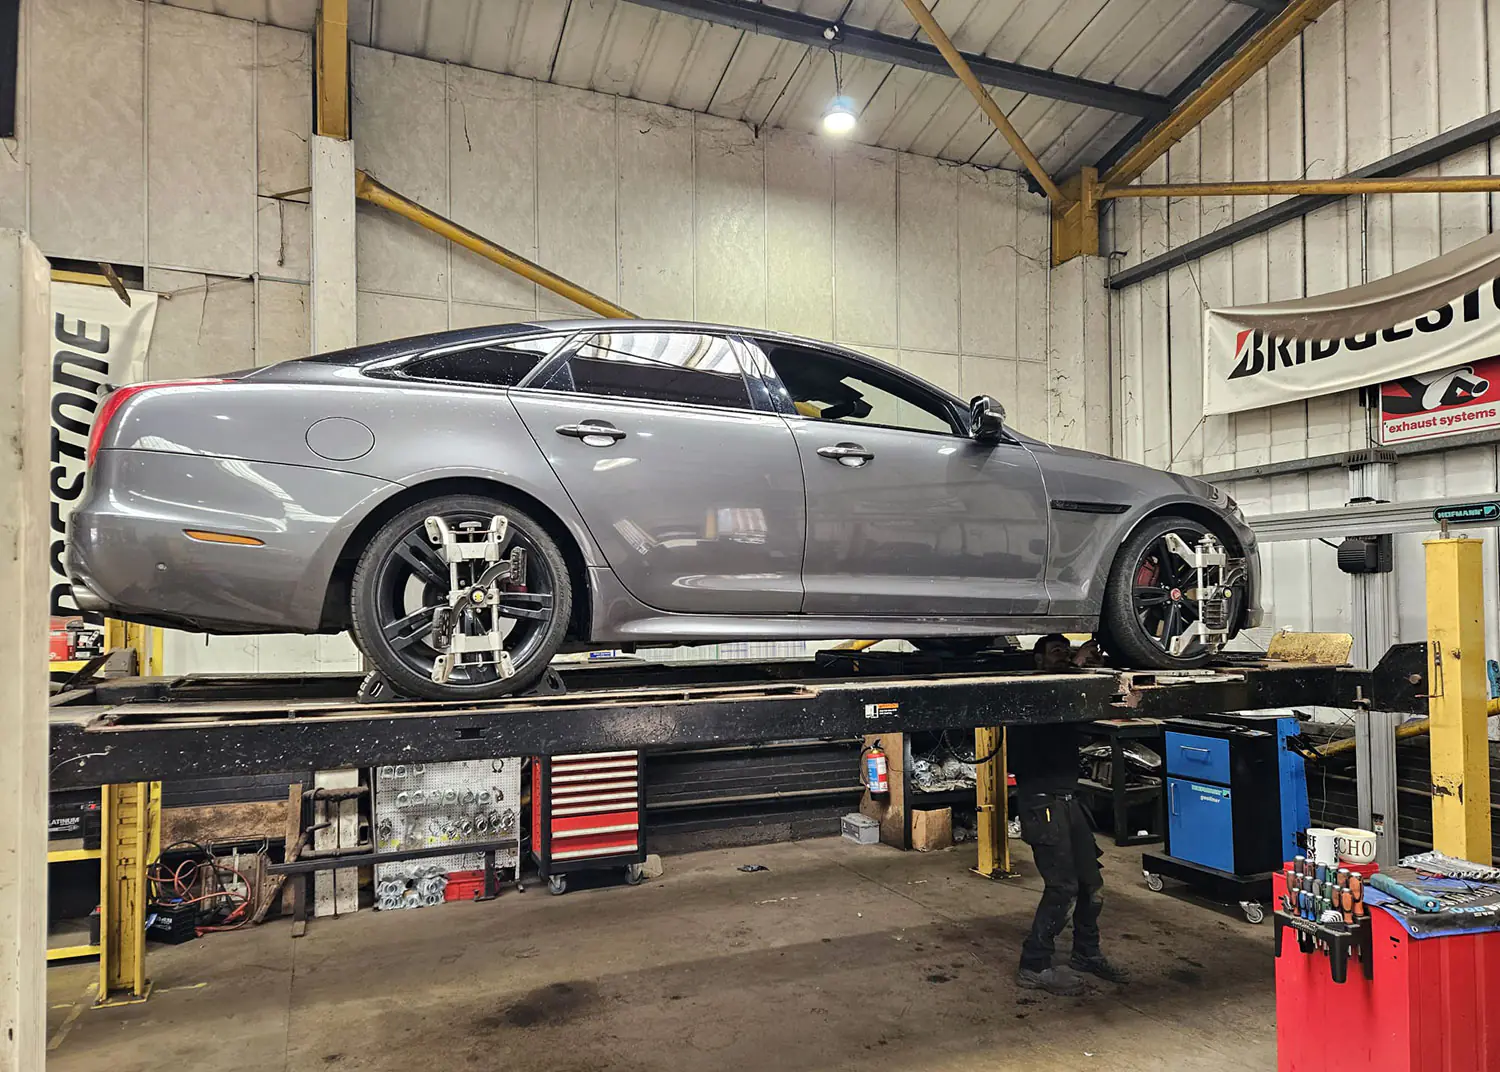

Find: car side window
<box><xmin>399</xmin><ymin>336</ymin><xmax>560</xmax><ymax>387</ymax></box>
<box><xmin>757</xmin><ymin>343</ymin><xmax>960</xmax><ymax>435</ymax></box>
<box><xmin>539</xmin><ymin>332</ymin><xmax>753</xmax><ymax>411</ymax></box>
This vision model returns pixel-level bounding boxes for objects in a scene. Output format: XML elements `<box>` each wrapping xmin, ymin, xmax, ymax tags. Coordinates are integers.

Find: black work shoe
<box><xmin>1070</xmin><ymin>953</ymin><xmax>1130</xmax><ymax>983</ymax></box>
<box><xmin>1017</xmin><ymin>966</ymin><xmax>1085</xmax><ymax>996</ymax></box>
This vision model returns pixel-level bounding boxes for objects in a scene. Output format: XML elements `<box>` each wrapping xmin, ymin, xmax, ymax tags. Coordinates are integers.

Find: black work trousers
<box><xmin>1017</xmin><ymin>792</ymin><xmax>1104</xmax><ymax>972</ymax></box>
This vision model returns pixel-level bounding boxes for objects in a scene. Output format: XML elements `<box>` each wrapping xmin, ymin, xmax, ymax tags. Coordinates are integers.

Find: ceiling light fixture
<box><xmin>822</xmin><ymin>50</ymin><xmax>856</xmax><ymax>136</ymax></box>
<box><xmin>822</xmin><ymin>95</ymin><xmax>857</xmax><ymax>135</ymax></box>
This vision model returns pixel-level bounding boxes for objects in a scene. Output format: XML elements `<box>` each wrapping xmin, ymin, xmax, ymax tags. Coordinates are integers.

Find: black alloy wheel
<box><xmin>350</xmin><ymin>494</ymin><xmax>572</xmax><ymax>700</ymax></box>
<box><xmin>1099</xmin><ymin>516</ymin><xmax>1228</xmax><ymax>670</ymax></box>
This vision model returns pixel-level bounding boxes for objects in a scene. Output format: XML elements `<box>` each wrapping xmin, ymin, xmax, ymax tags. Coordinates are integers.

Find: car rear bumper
<box><xmin>67</xmin><ymin>449</ymin><xmax>401</xmax><ymax>633</ymax></box>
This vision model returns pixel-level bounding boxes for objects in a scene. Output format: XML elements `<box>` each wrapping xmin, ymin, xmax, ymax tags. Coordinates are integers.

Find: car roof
<box><xmin>301</xmin><ymin>318</ymin><xmax>949</xmax><ymax>391</ymax></box>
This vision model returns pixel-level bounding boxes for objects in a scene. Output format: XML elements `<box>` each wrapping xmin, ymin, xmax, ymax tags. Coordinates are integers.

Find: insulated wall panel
<box><xmin>832</xmin><ymin>144</ymin><xmax>898</xmax><ymax>347</ymax></box>
<box><xmin>448</xmin><ymin>66</ymin><xmax>538</xmax><ymax>312</ymax></box>
<box><xmin>352</xmin><ymin>46</ymin><xmax>449</xmax><ymax>299</ymax></box>
<box><xmin>695</xmin><ymin>115</ymin><xmax>765</xmax><ymax>328</ymax></box>
<box><xmin>617</xmin><ymin>99</ymin><xmax>694</xmax><ymax>321</ymax></box>
<box><xmin>765</xmin><ymin>130</ymin><xmax>834</xmax><ymax>340</ymax></box>
<box><xmin>536</xmin><ymin>82</ymin><xmax>618</xmax><ymax>316</ymax></box>
<box><xmin>147</xmin><ymin>5</ymin><xmax>256</xmax><ymax>276</ymax></box>
<box><xmin>257</xmin><ymin>23</ymin><xmax>312</xmax><ymax>196</ymax></box>
<box><xmin>28</xmin><ymin>0</ymin><xmax>144</xmax><ymax>263</ymax></box>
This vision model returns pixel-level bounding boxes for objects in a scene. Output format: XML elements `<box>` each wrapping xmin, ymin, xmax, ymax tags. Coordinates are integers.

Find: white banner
<box><xmin>1203</xmin><ymin>229</ymin><xmax>1500</xmax><ymax>416</ymax></box>
<box><xmin>49</xmin><ymin>280</ymin><xmax>157</xmax><ymax>616</ymax></box>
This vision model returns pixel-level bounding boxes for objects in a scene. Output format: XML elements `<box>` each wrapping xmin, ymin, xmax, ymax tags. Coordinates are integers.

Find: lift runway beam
<box><xmin>48</xmin><ymin>647</ymin><xmax>1426</xmax><ymax>790</ymax></box>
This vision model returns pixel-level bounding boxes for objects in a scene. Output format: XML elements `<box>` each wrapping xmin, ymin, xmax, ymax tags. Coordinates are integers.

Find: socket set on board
<box><xmin>372</xmin><ymin>758</ymin><xmax>522</xmax><ymax>909</ymax></box>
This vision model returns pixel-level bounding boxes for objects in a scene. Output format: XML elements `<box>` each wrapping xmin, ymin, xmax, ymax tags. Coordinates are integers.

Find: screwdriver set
<box><xmin>1283</xmin><ymin>854</ymin><xmax>1369</xmax><ymax>924</ymax></box>
<box><xmin>1273</xmin><ymin>857</ymin><xmax>1375</xmax><ymax>984</ymax></box>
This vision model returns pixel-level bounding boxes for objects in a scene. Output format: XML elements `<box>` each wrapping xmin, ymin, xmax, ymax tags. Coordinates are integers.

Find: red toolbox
<box><xmin>1274</xmin><ymin>872</ymin><xmax>1500</xmax><ymax>1070</ymax></box>
<box><xmin>532</xmin><ymin>751</ymin><xmax>646</xmax><ymax>895</ymax></box>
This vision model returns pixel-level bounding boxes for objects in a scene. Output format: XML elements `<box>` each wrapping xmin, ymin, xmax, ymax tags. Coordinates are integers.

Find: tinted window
<box><xmin>541</xmin><ymin>332</ymin><xmax>752</xmax><ymax>410</ymax></box>
<box><xmin>759</xmin><ymin>344</ymin><xmax>959</xmax><ymax>435</ymax></box>
<box><xmin>401</xmin><ymin>336</ymin><xmax>559</xmax><ymax>387</ymax></box>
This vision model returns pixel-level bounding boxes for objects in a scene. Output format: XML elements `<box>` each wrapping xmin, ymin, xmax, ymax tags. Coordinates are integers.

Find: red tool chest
<box><xmin>531</xmin><ymin>751</ymin><xmax>646</xmax><ymax>895</ymax></box>
<box><xmin>1274</xmin><ymin>873</ymin><xmax>1500</xmax><ymax>1071</ymax></box>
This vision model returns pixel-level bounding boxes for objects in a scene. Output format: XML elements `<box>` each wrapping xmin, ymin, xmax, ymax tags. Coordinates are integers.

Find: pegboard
<box><xmin>372</xmin><ymin>757</ymin><xmax>522</xmax><ymax>903</ymax></box>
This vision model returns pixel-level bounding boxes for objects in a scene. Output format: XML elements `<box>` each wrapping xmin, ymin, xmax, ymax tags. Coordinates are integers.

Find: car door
<box><xmin>740</xmin><ymin>338</ymin><xmax>1049</xmax><ymax>616</ymax></box>
<box><xmin>507</xmin><ymin>329</ymin><xmax>806</xmax><ymax>614</ymax></box>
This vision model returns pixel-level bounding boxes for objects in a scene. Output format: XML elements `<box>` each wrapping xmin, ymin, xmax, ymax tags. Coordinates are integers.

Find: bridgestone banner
<box><xmin>1204</xmin><ymin>230</ymin><xmax>1500</xmax><ymax>416</ymax></box>
<box><xmin>49</xmin><ymin>280</ymin><xmax>156</xmax><ymax>616</ymax></box>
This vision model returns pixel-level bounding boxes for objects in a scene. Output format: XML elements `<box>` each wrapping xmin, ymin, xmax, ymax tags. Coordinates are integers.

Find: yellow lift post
<box><xmin>97</xmin><ymin>781</ymin><xmax>161</xmax><ymax>1006</ymax></box>
<box><xmin>1424</xmin><ymin>534</ymin><xmax>1493</xmax><ymax>863</ymax></box>
<box><xmin>973</xmin><ymin>726</ymin><xmax>1011</xmax><ymax>878</ymax></box>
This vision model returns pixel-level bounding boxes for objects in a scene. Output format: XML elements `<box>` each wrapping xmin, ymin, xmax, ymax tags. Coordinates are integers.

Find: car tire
<box><xmin>350</xmin><ymin>493</ymin><xmax>572</xmax><ymax>701</ymax></box>
<box><xmin>1099</xmin><ymin>515</ymin><xmax>1223</xmax><ymax>670</ymax></box>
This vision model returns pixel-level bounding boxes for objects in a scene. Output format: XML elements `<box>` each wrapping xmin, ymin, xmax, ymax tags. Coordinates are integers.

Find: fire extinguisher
<box><xmin>863</xmin><ymin>743</ymin><xmax>889</xmax><ymax>795</ymax></box>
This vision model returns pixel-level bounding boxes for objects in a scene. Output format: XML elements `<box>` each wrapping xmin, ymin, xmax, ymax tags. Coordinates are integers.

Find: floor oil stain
<box><xmin>484</xmin><ymin>981</ymin><xmax>599</xmax><ymax>1029</ymax></box>
<box><xmin>1167</xmin><ymin>968</ymin><xmax>1202</xmax><ymax>987</ymax></box>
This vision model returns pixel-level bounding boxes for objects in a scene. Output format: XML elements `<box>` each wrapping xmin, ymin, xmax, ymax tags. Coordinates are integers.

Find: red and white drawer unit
<box><xmin>531</xmin><ymin>751</ymin><xmax>646</xmax><ymax>894</ymax></box>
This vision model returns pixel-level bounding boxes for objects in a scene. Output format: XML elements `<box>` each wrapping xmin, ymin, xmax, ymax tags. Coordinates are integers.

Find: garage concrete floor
<box><xmin>46</xmin><ymin>837</ymin><xmax>1275</xmax><ymax>1071</ymax></box>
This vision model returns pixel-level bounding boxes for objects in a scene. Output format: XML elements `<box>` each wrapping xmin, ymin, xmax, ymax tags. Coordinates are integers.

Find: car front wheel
<box><xmin>349</xmin><ymin>494</ymin><xmax>572</xmax><ymax>701</ymax></box>
<box><xmin>1099</xmin><ymin>515</ymin><xmax>1234</xmax><ymax>670</ymax></box>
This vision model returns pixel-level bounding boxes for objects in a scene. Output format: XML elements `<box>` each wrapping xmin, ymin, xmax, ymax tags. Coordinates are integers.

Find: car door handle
<box><xmin>816</xmin><ymin>442</ymin><xmax>874</xmax><ymax>467</ymax></box>
<box><xmin>555</xmin><ymin>421</ymin><xmax>627</xmax><ymax>445</ymax></box>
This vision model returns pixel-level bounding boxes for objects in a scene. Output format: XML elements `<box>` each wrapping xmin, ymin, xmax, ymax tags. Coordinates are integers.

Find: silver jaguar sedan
<box><xmin>68</xmin><ymin>320</ymin><xmax>1260</xmax><ymax>699</ymax></box>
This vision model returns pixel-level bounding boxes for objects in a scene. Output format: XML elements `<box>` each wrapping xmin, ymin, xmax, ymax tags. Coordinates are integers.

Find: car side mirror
<box><xmin>969</xmin><ymin>395</ymin><xmax>1006</xmax><ymax>441</ymax></box>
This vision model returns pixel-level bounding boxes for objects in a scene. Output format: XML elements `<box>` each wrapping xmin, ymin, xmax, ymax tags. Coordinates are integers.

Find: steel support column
<box><xmin>97</xmin><ymin>781</ymin><xmax>160</xmax><ymax>1006</ymax></box>
<box><xmin>1424</xmin><ymin>537</ymin><xmax>1493</xmax><ymax>863</ymax></box>
<box><xmin>1355</xmin><ymin>710</ymin><xmax>1403</xmax><ymax>870</ymax></box>
<box><xmin>973</xmin><ymin>727</ymin><xmax>1011</xmax><ymax>878</ymax></box>
<box><xmin>315</xmin><ymin>0</ymin><xmax>349</xmax><ymax>140</ymax></box>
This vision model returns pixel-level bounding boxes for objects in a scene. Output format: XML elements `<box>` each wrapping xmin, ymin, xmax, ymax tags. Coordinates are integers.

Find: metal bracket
<box><xmin>424</xmin><ymin>515</ymin><xmax>519</xmax><ymax>685</ymax></box>
<box><xmin>1162</xmin><ymin>533</ymin><xmax>1234</xmax><ymax>658</ymax></box>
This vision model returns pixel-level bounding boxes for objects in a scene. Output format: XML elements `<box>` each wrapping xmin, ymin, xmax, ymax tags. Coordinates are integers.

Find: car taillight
<box><xmin>87</xmin><ymin>379</ymin><xmax>227</xmax><ymax>466</ymax></box>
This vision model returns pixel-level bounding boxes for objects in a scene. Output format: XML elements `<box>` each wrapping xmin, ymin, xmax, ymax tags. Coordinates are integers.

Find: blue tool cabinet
<box><xmin>1143</xmin><ymin>714</ymin><xmax>1306</xmax><ymax>923</ymax></box>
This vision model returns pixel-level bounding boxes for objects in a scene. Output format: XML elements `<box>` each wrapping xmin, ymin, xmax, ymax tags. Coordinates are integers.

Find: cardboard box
<box><xmin>911</xmin><ymin>807</ymin><xmax>952</xmax><ymax>852</ymax></box>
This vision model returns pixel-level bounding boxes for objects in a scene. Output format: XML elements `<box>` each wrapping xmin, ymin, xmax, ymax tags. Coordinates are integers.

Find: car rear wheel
<box><xmin>1099</xmin><ymin>515</ymin><xmax>1228</xmax><ymax>670</ymax></box>
<box><xmin>350</xmin><ymin>494</ymin><xmax>572</xmax><ymax>701</ymax></box>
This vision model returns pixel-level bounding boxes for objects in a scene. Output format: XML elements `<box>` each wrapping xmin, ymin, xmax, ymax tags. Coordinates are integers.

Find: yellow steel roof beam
<box><xmin>897</xmin><ymin>0</ymin><xmax>1066</xmax><ymax>206</ymax></box>
<box><xmin>1102</xmin><ymin>0</ymin><xmax>1339</xmax><ymax>192</ymax></box>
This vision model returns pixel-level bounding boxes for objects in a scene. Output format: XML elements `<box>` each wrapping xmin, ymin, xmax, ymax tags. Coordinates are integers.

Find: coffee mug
<box><xmin>1334</xmin><ymin>827</ymin><xmax>1378</xmax><ymax>865</ymax></box>
<box><xmin>1305</xmin><ymin>827</ymin><xmax>1339</xmax><ymax>867</ymax></box>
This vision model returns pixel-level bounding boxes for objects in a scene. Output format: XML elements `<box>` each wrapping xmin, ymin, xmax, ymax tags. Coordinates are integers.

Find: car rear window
<box><xmin>398</xmin><ymin>337</ymin><xmax>561</xmax><ymax>388</ymax></box>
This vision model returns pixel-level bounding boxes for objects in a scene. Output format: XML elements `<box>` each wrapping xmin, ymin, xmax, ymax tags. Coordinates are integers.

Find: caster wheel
<box><xmin>1241</xmin><ymin>901</ymin><xmax>1265</xmax><ymax>925</ymax></box>
<box><xmin>624</xmin><ymin>863</ymin><xmax>645</xmax><ymax>886</ymax></box>
<box><xmin>547</xmin><ymin>875</ymin><xmax>567</xmax><ymax>896</ymax></box>
<box><xmin>1144</xmin><ymin>872</ymin><xmax>1164</xmax><ymax>893</ymax></box>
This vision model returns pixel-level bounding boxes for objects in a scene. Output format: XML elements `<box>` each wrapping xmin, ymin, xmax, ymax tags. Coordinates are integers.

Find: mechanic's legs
<box><xmin>1017</xmin><ymin>796</ymin><xmax>1084</xmax><ymax>994</ymax></box>
<box><xmin>1064</xmin><ymin>798</ymin><xmax>1129</xmax><ymax>983</ymax></box>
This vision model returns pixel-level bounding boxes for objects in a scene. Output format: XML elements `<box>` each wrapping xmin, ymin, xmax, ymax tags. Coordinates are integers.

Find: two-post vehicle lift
<box><xmin>48</xmin><ymin>638</ymin><xmax>1430</xmax><ymax>1003</ymax></box>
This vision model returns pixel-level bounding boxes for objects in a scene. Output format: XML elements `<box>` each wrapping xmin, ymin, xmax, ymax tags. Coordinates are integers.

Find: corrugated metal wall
<box><xmin>346</xmin><ymin>43</ymin><xmax>1055</xmax><ymax>423</ymax></box>
<box><xmin>1106</xmin><ymin>0</ymin><xmax>1500</xmax><ymax>675</ymax></box>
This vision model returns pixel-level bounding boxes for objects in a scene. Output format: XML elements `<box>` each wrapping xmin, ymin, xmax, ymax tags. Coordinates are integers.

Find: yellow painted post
<box><xmin>973</xmin><ymin>727</ymin><xmax>1011</xmax><ymax>877</ymax></box>
<box><xmin>97</xmin><ymin>781</ymin><xmax>160</xmax><ymax>1005</ymax></box>
<box><xmin>1424</xmin><ymin>537</ymin><xmax>1492</xmax><ymax>863</ymax></box>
